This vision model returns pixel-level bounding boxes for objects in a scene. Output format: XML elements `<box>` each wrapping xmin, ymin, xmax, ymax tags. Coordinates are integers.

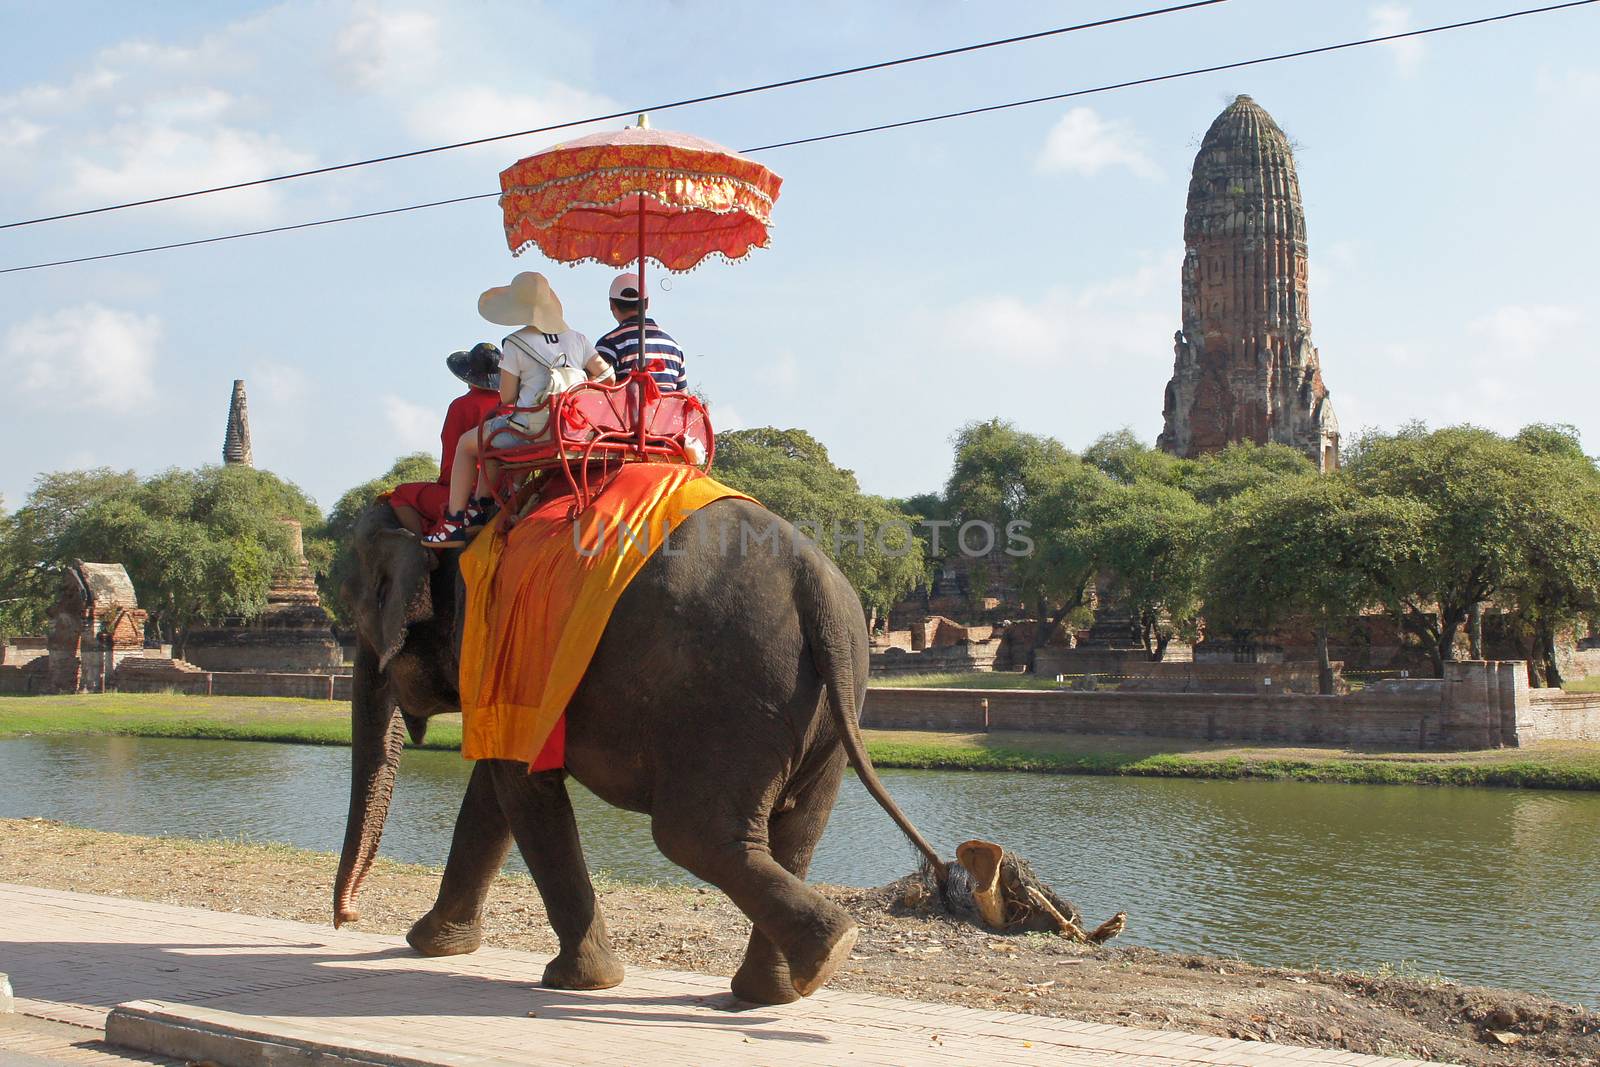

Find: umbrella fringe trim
<box><xmin>508</xmin><ymin>237</ymin><xmax>772</xmax><ymax>272</ymax></box>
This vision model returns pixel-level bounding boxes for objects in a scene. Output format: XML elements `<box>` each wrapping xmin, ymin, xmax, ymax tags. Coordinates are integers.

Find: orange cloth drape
<box><xmin>457</xmin><ymin>463</ymin><xmax>749</xmax><ymax>769</ymax></box>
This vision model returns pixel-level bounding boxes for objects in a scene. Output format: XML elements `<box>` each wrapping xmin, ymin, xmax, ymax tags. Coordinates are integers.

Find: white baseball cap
<box><xmin>609</xmin><ymin>272</ymin><xmax>643</xmax><ymax>302</ymax></box>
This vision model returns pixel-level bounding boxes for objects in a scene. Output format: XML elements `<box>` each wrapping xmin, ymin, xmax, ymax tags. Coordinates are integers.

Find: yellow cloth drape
<box><xmin>458</xmin><ymin>463</ymin><xmax>749</xmax><ymax>768</ymax></box>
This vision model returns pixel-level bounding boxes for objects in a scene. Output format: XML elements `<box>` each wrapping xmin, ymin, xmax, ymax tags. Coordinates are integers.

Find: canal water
<box><xmin>1</xmin><ymin>735</ymin><xmax>1596</xmax><ymax>1006</ymax></box>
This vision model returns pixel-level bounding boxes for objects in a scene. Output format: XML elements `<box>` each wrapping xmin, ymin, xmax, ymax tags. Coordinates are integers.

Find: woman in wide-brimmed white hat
<box><xmin>423</xmin><ymin>272</ymin><xmax>612</xmax><ymax>547</ymax></box>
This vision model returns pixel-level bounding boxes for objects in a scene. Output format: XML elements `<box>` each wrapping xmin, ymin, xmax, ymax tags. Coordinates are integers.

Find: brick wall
<box><xmin>1521</xmin><ymin>689</ymin><xmax>1600</xmax><ymax>743</ymax></box>
<box><xmin>861</xmin><ymin>687</ymin><xmax>1438</xmax><ymax>747</ymax></box>
<box><xmin>112</xmin><ymin>667</ymin><xmax>353</xmax><ymax>700</ymax></box>
<box><xmin>1569</xmin><ymin>649</ymin><xmax>1600</xmax><ymax>680</ymax></box>
<box><xmin>870</xmin><ymin>641</ymin><xmax>1002</xmax><ymax>676</ymax></box>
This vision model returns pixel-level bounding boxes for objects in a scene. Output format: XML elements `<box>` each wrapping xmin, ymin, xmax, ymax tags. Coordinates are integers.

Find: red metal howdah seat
<box><xmin>476</xmin><ymin>370</ymin><xmax>714</xmax><ymax>521</ymax></box>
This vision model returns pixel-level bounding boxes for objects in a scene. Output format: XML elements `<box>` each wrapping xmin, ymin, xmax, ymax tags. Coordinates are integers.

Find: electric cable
<box><xmin>3</xmin><ymin>0</ymin><xmax>1594</xmax><ymax>276</ymax></box>
<box><xmin>0</xmin><ymin>0</ymin><xmax>1229</xmax><ymax>231</ymax></box>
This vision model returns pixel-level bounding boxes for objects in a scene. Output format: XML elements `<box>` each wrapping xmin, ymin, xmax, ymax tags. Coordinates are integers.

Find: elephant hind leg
<box><xmin>657</xmin><ymin>752</ymin><xmax>854</xmax><ymax>1004</ymax></box>
<box><xmin>731</xmin><ymin>752</ymin><xmax>848</xmax><ymax>1004</ymax></box>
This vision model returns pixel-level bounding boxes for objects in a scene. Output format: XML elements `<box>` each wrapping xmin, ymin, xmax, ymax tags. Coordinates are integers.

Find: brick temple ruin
<box><xmin>1158</xmin><ymin>95</ymin><xmax>1340</xmax><ymax>471</ymax></box>
<box><xmin>181</xmin><ymin>380</ymin><xmax>341</xmax><ymax>673</ymax></box>
<box><xmin>1</xmin><ymin>381</ymin><xmax>343</xmax><ymax>691</ymax></box>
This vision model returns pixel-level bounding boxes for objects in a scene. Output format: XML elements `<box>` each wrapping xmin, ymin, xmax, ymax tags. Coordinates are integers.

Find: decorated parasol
<box><xmin>497</xmin><ymin>116</ymin><xmax>781</xmax><ymax>446</ymax></box>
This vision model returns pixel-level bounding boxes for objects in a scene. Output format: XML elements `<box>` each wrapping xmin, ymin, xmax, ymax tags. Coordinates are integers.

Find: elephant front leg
<box><xmin>489</xmin><ymin>760</ymin><xmax>624</xmax><ymax>991</ymax></box>
<box><xmin>409</xmin><ymin>761</ymin><xmax>513</xmax><ymax>957</ymax></box>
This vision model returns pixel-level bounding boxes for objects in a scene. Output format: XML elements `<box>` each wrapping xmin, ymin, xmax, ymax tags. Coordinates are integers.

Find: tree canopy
<box><xmin>0</xmin><ymin>465</ymin><xmax>325</xmax><ymax>645</ymax></box>
<box><xmin>319</xmin><ymin>452</ymin><xmax>440</xmax><ymax>623</ymax></box>
<box><xmin>713</xmin><ymin>428</ymin><xmax>926</xmax><ymax>614</ymax></box>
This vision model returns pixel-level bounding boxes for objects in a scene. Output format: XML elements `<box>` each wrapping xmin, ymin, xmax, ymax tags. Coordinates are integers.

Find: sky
<box><xmin>1</xmin><ymin>0</ymin><xmax>1597</xmax><ymax>513</ymax></box>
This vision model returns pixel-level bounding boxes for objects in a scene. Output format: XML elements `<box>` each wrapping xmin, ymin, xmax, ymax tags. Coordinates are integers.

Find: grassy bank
<box><xmin>0</xmin><ymin>693</ymin><xmax>463</xmax><ymax>751</ymax></box>
<box><xmin>864</xmin><ymin>729</ymin><xmax>1600</xmax><ymax>789</ymax></box>
<box><xmin>6</xmin><ymin>692</ymin><xmax>1600</xmax><ymax>789</ymax></box>
<box><xmin>867</xmin><ymin>671</ymin><xmax>1065</xmax><ymax>690</ymax></box>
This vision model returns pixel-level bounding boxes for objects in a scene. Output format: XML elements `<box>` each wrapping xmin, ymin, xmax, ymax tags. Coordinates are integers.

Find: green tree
<box><xmin>0</xmin><ymin>465</ymin><xmax>323</xmax><ymax>651</ymax></box>
<box><xmin>1513</xmin><ymin>422</ymin><xmax>1587</xmax><ymax>462</ymax></box>
<box><xmin>1087</xmin><ymin>480</ymin><xmax>1209</xmax><ymax>660</ymax></box>
<box><xmin>1011</xmin><ymin>459</ymin><xmax>1117</xmax><ymax>646</ymax></box>
<box><xmin>1346</xmin><ymin>425</ymin><xmax>1546</xmax><ymax>675</ymax></box>
<box><xmin>320</xmin><ymin>453</ymin><xmax>440</xmax><ymax>623</ymax></box>
<box><xmin>1180</xmin><ymin>441</ymin><xmax>1316</xmax><ymax>505</ymax></box>
<box><xmin>943</xmin><ymin>419</ymin><xmax>1074</xmax><ymax>528</ymax></box>
<box><xmin>1206</xmin><ymin>478</ymin><xmax>1430</xmax><ymax>692</ymax></box>
<box><xmin>1502</xmin><ymin>436</ymin><xmax>1600</xmax><ymax>685</ymax></box>
<box><xmin>0</xmin><ymin>468</ymin><xmax>141</xmax><ymax>635</ymax></box>
<box><xmin>943</xmin><ymin>420</ymin><xmax>1102</xmax><ymax>640</ymax></box>
<box><xmin>1083</xmin><ymin>428</ymin><xmax>1183</xmax><ymax>487</ymax></box>
<box><xmin>714</xmin><ymin>428</ymin><xmax>925</xmax><ymax>616</ymax></box>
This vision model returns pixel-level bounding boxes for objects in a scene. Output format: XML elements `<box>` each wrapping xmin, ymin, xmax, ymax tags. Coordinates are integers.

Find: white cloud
<box><xmin>1468</xmin><ymin>304</ymin><xmax>1583</xmax><ymax>364</ymax></box>
<box><xmin>382</xmin><ymin>394</ymin><xmax>439</xmax><ymax>453</ymax></box>
<box><xmin>1036</xmin><ymin>107</ymin><xmax>1158</xmax><ymax>179</ymax></box>
<box><xmin>1369</xmin><ymin>5</ymin><xmax>1425</xmax><ymax>76</ymax></box>
<box><xmin>0</xmin><ymin>18</ymin><xmax>323</xmax><ymax>225</ymax></box>
<box><xmin>2</xmin><ymin>305</ymin><xmax>161</xmax><ymax>411</ymax></box>
<box><xmin>0</xmin><ymin>116</ymin><xmax>45</xmax><ymax>149</ymax></box>
<box><xmin>63</xmin><ymin>120</ymin><xmax>314</xmax><ymax>223</ymax></box>
<box><xmin>253</xmin><ymin>362</ymin><xmax>311</xmax><ymax>407</ymax></box>
<box><xmin>335</xmin><ymin>7</ymin><xmax>442</xmax><ymax>90</ymax></box>
<box><xmin>407</xmin><ymin>83</ymin><xmax>617</xmax><ymax>148</ymax></box>
<box><xmin>942</xmin><ymin>255</ymin><xmax>1176</xmax><ymax>369</ymax></box>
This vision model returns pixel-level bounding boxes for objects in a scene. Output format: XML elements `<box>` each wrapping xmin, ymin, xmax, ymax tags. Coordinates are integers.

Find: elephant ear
<box><xmin>347</xmin><ymin>505</ymin><xmax>439</xmax><ymax>673</ymax></box>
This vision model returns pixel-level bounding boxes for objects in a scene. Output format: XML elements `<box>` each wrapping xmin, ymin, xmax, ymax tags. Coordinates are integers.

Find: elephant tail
<box><xmin>807</xmin><ymin>557</ymin><xmax>950</xmax><ymax>890</ymax></box>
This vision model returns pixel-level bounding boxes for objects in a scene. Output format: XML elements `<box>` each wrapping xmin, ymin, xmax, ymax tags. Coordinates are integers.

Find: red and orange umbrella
<box><xmin>496</xmin><ymin>117</ymin><xmax>781</xmax><ymax>448</ymax></box>
<box><xmin>498</xmin><ymin>121</ymin><xmax>782</xmax><ymax>272</ymax></box>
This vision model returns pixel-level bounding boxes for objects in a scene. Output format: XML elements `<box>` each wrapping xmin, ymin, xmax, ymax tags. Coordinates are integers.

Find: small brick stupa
<box><xmin>1158</xmin><ymin>95</ymin><xmax>1340</xmax><ymax>472</ymax></box>
<box><xmin>41</xmin><ymin>562</ymin><xmax>149</xmax><ymax>693</ymax></box>
<box><xmin>183</xmin><ymin>380</ymin><xmax>342</xmax><ymax>673</ymax></box>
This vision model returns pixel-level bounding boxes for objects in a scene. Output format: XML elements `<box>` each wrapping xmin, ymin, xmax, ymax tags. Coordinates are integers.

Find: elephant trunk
<box><xmin>334</xmin><ymin>648</ymin><xmax>406</xmax><ymax>927</ymax></box>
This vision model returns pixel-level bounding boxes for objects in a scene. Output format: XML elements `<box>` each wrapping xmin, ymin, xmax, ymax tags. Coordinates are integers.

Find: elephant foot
<box><xmin>406</xmin><ymin>912</ymin><xmax>483</xmax><ymax>957</ymax></box>
<box><xmin>785</xmin><ymin>915</ymin><xmax>859</xmax><ymax>999</ymax></box>
<box><xmin>731</xmin><ymin>958</ymin><xmax>800</xmax><ymax>1005</ymax></box>
<box><xmin>542</xmin><ymin>944</ymin><xmax>624</xmax><ymax>991</ymax></box>
<box><xmin>731</xmin><ymin>930</ymin><xmax>800</xmax><ymax>1005</ymax></box>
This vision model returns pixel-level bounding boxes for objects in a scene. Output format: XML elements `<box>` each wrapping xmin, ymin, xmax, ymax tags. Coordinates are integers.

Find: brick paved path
<box><xmin>0</xmin><ymin>884</ymin><xmax>1439</xmax><ymax>1066</ymax></box>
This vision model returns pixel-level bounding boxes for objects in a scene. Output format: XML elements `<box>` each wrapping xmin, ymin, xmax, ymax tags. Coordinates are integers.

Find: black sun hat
<box><xmin>446</xmin><ymin>342</ymin><xmax>501</xmax><ymax>391</ymax></box>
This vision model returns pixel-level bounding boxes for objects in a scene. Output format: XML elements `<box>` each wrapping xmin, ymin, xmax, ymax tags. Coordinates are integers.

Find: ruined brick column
<box><xmin>223</xmin><ymin>379</ymin><xmax>253</xmax><ymax>467</ymax></box>
<box><xmin>1158</xmin><ymin>95</ymin><xmax>1340</xmax><ymax>471</ymax></box>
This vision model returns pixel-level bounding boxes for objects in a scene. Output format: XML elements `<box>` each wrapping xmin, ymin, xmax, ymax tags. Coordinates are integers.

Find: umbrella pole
<box><xmin>636</xmin><ymin>194</ymin><xmax>648</xmax><ymax>451</ymax></box>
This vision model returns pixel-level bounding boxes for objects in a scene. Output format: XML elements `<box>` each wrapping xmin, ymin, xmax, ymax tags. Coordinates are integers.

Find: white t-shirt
<box><xmin>500</xmin><ymin>328</ymin><xmax>595</xmax><ymax>408</ymax></box>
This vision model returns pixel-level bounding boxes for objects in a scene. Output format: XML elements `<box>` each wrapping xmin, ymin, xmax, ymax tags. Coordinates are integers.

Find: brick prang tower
<box><xmin>1157</xmin><ymin>95</ymin><xmax>1339</xmax><ymax>472</ymax></box>
<box><xmin>223</xmin><ymin>379</ymin><xmax>253</xmax><ymax>467</ymax></box>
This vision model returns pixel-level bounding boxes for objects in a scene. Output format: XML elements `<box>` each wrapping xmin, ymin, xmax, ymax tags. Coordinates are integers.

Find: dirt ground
<box><xmin>2</xmin><ymin>818</ymin><xmax>1595</xmax><ymax>1066</ymax></box>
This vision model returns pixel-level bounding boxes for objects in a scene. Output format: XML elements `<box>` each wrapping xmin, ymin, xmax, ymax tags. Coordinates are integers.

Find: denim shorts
<box><xmin>483</xmin><ymin>413</ymin><xmax>526</xmax><ymax>449</ymax></box>
<box><xmin>484</xmin><ymin>411</ymin><xmax>555</xmax><ymax>449</ymax></box>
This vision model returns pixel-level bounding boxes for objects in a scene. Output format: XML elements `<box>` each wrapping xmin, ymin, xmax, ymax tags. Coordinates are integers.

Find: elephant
<box><xmin>334</xmin><ymin>496</ymin><xmax>949</xmax><ymax>1005</ymax></box>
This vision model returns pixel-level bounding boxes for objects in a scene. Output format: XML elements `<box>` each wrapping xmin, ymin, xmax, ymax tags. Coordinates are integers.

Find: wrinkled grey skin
<box><xmin>334</xmin><ymin>499</ymin><xmax>945</xmax><ymax>1004</ymax></box>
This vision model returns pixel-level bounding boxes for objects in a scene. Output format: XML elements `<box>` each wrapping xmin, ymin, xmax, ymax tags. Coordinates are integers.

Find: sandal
<box><xmin>421</xmin><ymin>510</ymin><xmax>470</xmax><ymax>548</ymax></box>
<box><xmin>465</xmin><ymin>496</ymin><xmax>498</xmax><ymax>528</ymax></box>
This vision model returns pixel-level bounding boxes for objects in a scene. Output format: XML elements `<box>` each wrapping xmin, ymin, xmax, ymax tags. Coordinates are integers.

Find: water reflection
<box><xmin>1</xmin><ymin>735</ymin><xmax>1595</xmax><ymax>1006</ymax></box>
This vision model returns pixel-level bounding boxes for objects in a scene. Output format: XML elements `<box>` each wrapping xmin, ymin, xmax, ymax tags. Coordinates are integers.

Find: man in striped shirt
<box><xmin>594</xmin><ymin>272</ymin><xmax>687</xmax><ymax>392</ymax></box>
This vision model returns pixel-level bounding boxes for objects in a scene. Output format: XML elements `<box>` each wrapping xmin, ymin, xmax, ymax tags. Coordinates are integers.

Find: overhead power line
<box><xmin>0</xmin><ymin>0</ymin><xmax>1229</xmax><ymax>231</ymax></box>
<box><xmin>742</xmin><ymin>0</ymin><xmax>1600</xmax><ymax>153</ymax></box>
<box><xmin>3</xmin><ymin>0</ymin><xmax>1594</xmax><ymax>277</ymax></box>
<box><xmin>0</xmin><ymin>194</ymin><xmax>502</xmax><ymax>275</ymax></box>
